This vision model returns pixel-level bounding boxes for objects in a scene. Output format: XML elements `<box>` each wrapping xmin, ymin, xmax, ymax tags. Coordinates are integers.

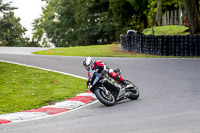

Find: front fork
<box><xmin>99</xmin><ymin>84</ymin><xmax>110</xmax><ymax>96</ymax></box>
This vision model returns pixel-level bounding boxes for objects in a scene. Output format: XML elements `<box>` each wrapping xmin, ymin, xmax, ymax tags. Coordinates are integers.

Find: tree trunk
<box><xmin>195</xmin><ymin>0</ymin><xmax>199</xmax><ymax>14</ymax></box>
<box><xmin>184</xmin><ymin>0</ymin><xmax>200</xmax><ymax>34</ymax></box>
<box><xmin>142</xmin><ymin>14</ymin><xmax>148</xmax><ymax>29</ymax></box>
<box><xmin>155</xmin><ymin>0</ymin><xmax>162</xmax><ymax>26</ymax></box>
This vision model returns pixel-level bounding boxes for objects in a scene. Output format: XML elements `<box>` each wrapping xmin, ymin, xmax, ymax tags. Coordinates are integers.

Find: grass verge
<box><xmin>33</xmin><ymin>44</ymin><xmax>158</xmax><ymax>57</ymax></box>
<box><xmin>143</xmin><ymin>25</ymin><xmax>189</xmax><ymax>35</ymax></box>
<box><xmin>33</xmin><ymin>44</ymin><xmax>199</xmax><ymax>58</ymax></box>
<box><xmin>0</xmin><ymin>62</ymin><xmax>87</xmax><ymax>114</ymax></box>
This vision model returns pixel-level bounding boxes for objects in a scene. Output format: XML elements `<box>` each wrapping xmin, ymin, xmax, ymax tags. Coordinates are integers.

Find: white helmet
<box><xmin>83</xmin><ymin>57</ymin><xmax>94</xmax><ymax>71</ymax></box>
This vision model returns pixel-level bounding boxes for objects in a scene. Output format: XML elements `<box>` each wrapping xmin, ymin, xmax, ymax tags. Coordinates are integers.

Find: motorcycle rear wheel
<box><xmin>95</xmin><ymin>88</ymin><xmax>115</xmax><ymax>106</ymax></box>
<box><xmin>125</xmin><ymin>80</ymin><xmax>139</xmax><ymax>100</ymax></box>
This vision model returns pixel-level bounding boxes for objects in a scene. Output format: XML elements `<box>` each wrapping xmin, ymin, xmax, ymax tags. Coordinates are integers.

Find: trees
<box><xmin>155</xmin><ymin>0</ymin><xmax>162</xmax><ymax>26</ymax></box>
<box><xmin>76</xmin><ymin>0</ymin><xmax>117</xmax><ymax>45</ymax></box>
<box><xmin>109</xmin><ymin>0</ymin><xmax>134</xmax><ymax>29</ymax></box>
<box><xmin>0</xmin><ymin>0</ymin><xmax>16</xmax><ymax>13</ymax></box>
<box><xmin>184</xmin><ymin>0</ymin><xmax>200</xmax><ymax>34</ymax></box>
<box><xmin>0</xmin><ymin>0</ymin><xmax>32</xmax><ymax>46</ymax></box>
<box><xmin>127</xmin><ymin>0</ymin><xmax>149</xmax><ymax>29</ymax></box>
<box><xmin>0</xmin><ymin>12</ymin><xmax>27</xmax><ymax>46</ymax></box>
<box><xmin>154</xmin><ymin>0</ymin><xmax>200</xmax><ymax>34</ymax></box>
<box><xmin>34</xmin><ymin>0</ymin><xmax>149</xmax><ymax>47</ymax></box>
<box><xmin>34</xmin><ymin>0</ymin><xmax>120</xmax><ymax>47</ymax></box>
<box><xmin>154</xmin><ymin>0</ymin><xmax>181</xmax><ymax>27</ymax></box>
<box><xmin>33</xmin><ymin>0</ymin><xmax>200</xmax><ymax>47</ymax></box>
<box><xmin>33</xmin><ymin>0</ymin><xmax>78</xmax><ymax>47</ymax></box>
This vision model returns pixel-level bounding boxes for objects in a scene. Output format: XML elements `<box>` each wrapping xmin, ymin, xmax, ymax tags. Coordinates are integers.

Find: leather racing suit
<box><xmin>91</xmin><ymin>60</ymin><xmax>125</xmax><ymax>83</ymax></box>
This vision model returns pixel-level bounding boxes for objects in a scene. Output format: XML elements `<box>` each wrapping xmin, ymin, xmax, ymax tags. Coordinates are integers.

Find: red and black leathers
<box><xmin>92</xmin><ymin>60</ymin><xmax>124</xmax><ymax>82</ymax></box>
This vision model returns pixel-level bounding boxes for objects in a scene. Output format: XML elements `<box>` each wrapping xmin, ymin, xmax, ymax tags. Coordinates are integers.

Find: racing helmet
<box><xmin>83</xmin><ymin>57</ymin><xmax>94</xmax><ymax>71</ymax></box>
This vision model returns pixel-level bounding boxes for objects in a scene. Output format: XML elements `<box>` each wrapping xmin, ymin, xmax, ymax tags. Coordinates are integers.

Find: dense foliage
<box><xmin>33</xmin><ymin>0</ymin><xmax>149</xmax><ymax>47</ymax></box>
<box><xmin>1</xmin><ymin>0</ymin><xmax>197</xmax><ymax>47</ymax></box>
<box><xmin>0</xmin><ymin>0</ymin><xmax>39</xmax><ymax>46</ymax></box>
<box><xmin>34</xmin><ymin>0</ymin><xmax>191</xmax><ymax>47</ymax></box>
<box><xmin>0</xmin><ymin>12</ymin><xmax>27</xmax><ymax>46</ymax></box>
<box><xmin>1</xmin><ymin>0</ymin><xmax>199</xmax><ymax>47</ymax></box>
<box><xmin>0</xmin><ymin>0</ymin><xmax>28</xmax><ymax>46</ymax></box>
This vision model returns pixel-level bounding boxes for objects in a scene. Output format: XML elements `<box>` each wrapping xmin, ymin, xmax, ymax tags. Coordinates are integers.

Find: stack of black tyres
<box><xmin>120</xmin><ymin>33</ymin><xmax>200</xmax><ymax>57</ymax></box>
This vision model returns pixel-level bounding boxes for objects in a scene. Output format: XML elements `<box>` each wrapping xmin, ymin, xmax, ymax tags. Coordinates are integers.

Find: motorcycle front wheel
<box><xmin>94</xmin><ymin>88</ymin><xmax>115</xmax><ymax>106</ymax></box>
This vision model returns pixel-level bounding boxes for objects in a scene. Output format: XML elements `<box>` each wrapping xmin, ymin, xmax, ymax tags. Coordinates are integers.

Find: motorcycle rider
<box><xmin>83</xmin><ymin>57</ymin><xmax>127</xmax><ymax>87</ymax></box>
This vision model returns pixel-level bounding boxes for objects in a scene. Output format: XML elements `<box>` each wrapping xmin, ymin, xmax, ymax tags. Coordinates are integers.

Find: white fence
<box><xmin>162</xmin><ymin>10</ymin><xmax>185</xmax><ymax>26</ymax></box>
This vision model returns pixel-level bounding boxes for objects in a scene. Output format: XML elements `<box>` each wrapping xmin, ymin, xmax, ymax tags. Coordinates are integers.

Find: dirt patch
<box><xmin>110</xmin><ymin>44</ymin><xmax>160</xmax><ymax>57</ymax></box>
<box><xmin>109</xmin><ymin>44</ymin><xmax>144</xmax><ymax>55</ymax></box>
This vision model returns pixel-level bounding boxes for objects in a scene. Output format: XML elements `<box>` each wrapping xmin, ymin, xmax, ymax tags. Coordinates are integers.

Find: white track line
<box><xmin>0</xmin><ymin>60</ymin><xmax>87</xmax><ymax>80</ymax></box>
<box><xmin>0</xmin><ymin>59</ymin><xmax>98</xmax><ymax>124</ymax></box>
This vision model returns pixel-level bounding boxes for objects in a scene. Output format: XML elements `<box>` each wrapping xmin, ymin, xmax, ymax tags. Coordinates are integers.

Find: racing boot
<box><xmin>116</xmin><ymin>74</ymin><xmax>127</xmax><ymax>89</ymax></box>
<box><xmin>122</xmin><ymin>80</ymin><xmax>128</xmax><ymax>89</ymax></box>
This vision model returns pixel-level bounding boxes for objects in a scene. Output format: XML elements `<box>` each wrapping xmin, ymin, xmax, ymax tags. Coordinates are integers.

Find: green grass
<box><xmin>143</xmin><ymin>25</ymin><xmax>189</xmax><ymax>35</ymax></box>
<box><xmin>34</xmin><ymin>45</ymin><xmax>107</xmax><ymax>56</ymax></box>
<box><xmin>33</xmin><ymin>44</ymin><xmax>163</xmax><ymax>58</ymax></box>
<box><xmin>33</xmin><ymin>25</ymin><xmax>199</xmax><ymax>58</ymax></box>
<box><xmin>33</xmin><ymin>44</ymin><xmax>126</xmax><ymax>57</ymax></box>
<box><xmin>0</xmin><ymin>62</ymin><xmax>87</xmax><ymax>114</ymax></box>
<box><xmin>33</xmin><ymin>44</ymin><xmax>200</xmax><ymax>58</ymax></box>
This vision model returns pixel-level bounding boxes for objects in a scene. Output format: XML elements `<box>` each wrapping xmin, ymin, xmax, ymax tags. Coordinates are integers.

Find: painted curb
<box><xmin>0</xmin><ymin>60</ymin><xmax>96</xmax><ymax>125</ymax></box>
<box><xmin>0</xmin><ymin>91</ymin><xmax>96</xmax><ymax>124</ymax></box>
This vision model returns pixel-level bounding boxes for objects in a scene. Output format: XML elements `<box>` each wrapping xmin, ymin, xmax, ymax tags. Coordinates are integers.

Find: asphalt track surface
<box><xmin>0</xmin><ymin>47</ymin><xmax>200</xmax><ymax>133</ymax></box>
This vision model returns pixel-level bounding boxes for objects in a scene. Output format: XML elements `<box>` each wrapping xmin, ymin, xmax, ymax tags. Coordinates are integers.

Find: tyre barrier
<box><xmin>120</xmin><ymin>34</ymin><xmax>200</xmax><ymax>57</ymax></box>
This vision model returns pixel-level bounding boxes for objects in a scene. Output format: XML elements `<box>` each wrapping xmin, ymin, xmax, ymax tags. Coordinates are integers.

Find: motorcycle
<box><xmin>87</xmin><ymin>69</ymin><xmax>139</xmax><ymax>106</ymax></box>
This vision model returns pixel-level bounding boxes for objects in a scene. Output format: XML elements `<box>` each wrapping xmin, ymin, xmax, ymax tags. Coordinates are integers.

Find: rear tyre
<box><xmin>125</xmin><ymin>80</ymin><xmax>139</xmax><ymax>100</ymax></box>
<box><xmin>95</xmin><ymin>88</ymin><xmax>115</xmax><ymax>106</ymax></box>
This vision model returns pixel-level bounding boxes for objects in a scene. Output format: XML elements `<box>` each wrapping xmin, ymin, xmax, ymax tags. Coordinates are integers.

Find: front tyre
<box><xmin>95</xmin><ymin>88</ymin><xmax>115</xmax><ymax>106</ymax></box>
